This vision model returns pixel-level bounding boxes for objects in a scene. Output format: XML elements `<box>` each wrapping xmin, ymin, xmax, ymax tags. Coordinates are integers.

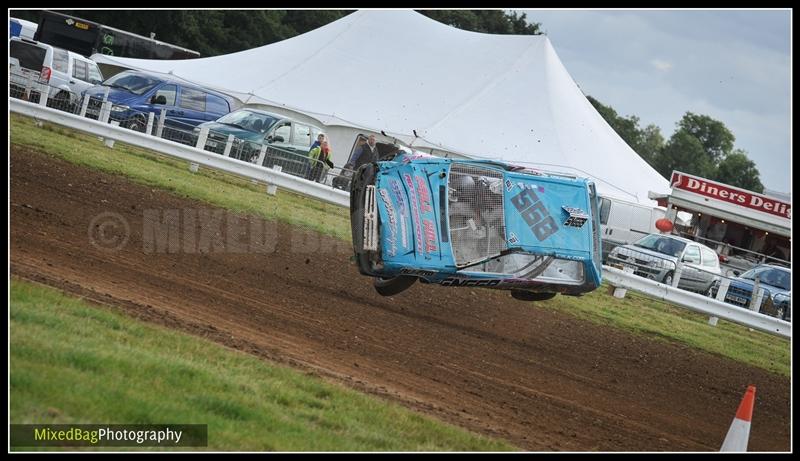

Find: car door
<box><xmin>174</xmin><ymin>86</ymin><xmax>209</xmax><ymax>128</ymax></box>
<box><xmin>679</xmin><ymin>245</ymin><xmax>703</xmax><ymax>291</ymax></box>
<box><xmin>699</xmin><ymin>247</ymin><xmax>720</xmax><ymax>291</ymax></box>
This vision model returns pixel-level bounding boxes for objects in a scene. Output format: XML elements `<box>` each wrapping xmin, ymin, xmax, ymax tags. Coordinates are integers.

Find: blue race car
<box><xmin>350</xmin><ymin>150</ymin><xmax>603</xmax><ymax>300</ymax></box>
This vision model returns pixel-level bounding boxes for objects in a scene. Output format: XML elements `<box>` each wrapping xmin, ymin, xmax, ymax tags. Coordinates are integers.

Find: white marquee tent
<box><xmin>92</xmin><ymin>9</ymin><xmax>670</xmax><ymax>204</ymax></box>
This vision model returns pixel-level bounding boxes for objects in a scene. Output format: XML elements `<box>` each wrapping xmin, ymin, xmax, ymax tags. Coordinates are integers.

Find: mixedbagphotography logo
<box><xmin>10</xmin><ymin>424</ymin><xmax>208</xmax><ymax>447</ymax></box>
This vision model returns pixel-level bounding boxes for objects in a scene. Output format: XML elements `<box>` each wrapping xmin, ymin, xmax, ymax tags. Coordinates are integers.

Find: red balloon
<box><xmin>655</xmin><ymin>218</ymin><xmax>674</xmax><ymax>233</ymax></box>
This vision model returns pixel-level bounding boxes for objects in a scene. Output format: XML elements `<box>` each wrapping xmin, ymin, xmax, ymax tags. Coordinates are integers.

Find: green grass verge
<box><xmin>541</xmin><ymin>285</ymin><xmax>790</xmax><ymax>377</ymax></box>
<box><xmin>10</xmin><ymin>279</ymin><xmax>516</xmax><ymax>451</ymax></box>
<box><xmin>9</xmin><ymin>114</ymin><xmax>350</xmax><ymax>241</ymax></box>
<box><xmin>10</xmin><ymin>113</ymin><xmax>789</xmax><ymax>378</ymax></box>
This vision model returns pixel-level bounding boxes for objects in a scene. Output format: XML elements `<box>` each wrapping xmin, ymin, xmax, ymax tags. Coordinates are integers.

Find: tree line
<box><xmin>11</xmin><ymin>9</ymin><xmax>762</xmax><ymax>192</ymax></box>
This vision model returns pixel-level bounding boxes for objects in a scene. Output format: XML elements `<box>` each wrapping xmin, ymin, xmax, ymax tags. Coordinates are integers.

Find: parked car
<box><xmin>607</xmin><ymin>234</ymin><xmax>721</xmax><ymax>294</ymax></box>
<box><xmin>350</xmin><ymin>150</ymin><xmax>603</xmax><ymax>299</ymax></box>
<box><xmin>770</xmin><ymin>291</ymin><xmax>791</xmax><ymax>322</ymax></box>
<box><xmin>10</xmin><ymin>37</ymin><xmax>103</xmax><ymax>108</ymax></box>
<box><xmin>195</xmin><ymin>108</ymin><xmax>324</xmax><ymax>174</ymax></box>
<box><xmin>597</xmin><ymin>195</ymin><xmax>666</xmax><ymax>263</ymax></box>
<box><xmin>82</xmin><ymin>70</ymin><xmax>232</xmax><ymax>132</ymax></box>
<box><xmin>710</xmin><ymin>265</ymin><xmax>791</xmax><ymax>320</ymax></box>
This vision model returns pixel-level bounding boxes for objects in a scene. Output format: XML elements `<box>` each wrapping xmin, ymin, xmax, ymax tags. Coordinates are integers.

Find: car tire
<box><xmin>127</xmin><ymin>114</ymin><xmax>148</xmax><ymax>133</ymax></box>
<box><xmin>373</xmin><ymin>276</ymin><xmax>417</xmax><ymax>297</ymax></box>
<box><xmin>510</xmin><ymin>290</ymin><xmax>557</xmax><ymax>302</ymax></box>
<box><xmin>662</xmin><ymin>271</ymin><xmax>674</xmax><ymax>286</ymax></box>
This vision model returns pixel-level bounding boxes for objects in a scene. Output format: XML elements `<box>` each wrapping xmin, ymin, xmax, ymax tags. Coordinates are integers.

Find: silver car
<box><xmin>608</xmin><ymin>234</ymin><xmax>721</xmax><ymax>294</ymax></box>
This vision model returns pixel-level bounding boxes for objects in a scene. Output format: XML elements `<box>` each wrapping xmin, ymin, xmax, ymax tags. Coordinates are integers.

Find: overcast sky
<box><xmin>518</xmin><ymin>9</ymin><xmax>791</xmax><ymax>195</ymax></box>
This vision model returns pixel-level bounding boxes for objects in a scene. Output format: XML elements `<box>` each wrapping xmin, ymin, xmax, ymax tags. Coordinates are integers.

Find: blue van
<box><xmin>82</xmin><ymin>70</ymin><xmax>232</xmax><ymax>132</ymax></box>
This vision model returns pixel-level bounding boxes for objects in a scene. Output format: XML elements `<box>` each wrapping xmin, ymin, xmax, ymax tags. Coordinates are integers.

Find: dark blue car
<box><xmin>82</xmin><ymin>70</ymin><xmax>232</xmax><ymax>132</ymax></box>
<box><xmin>711</xmin><ymin>264</ymin><xmax>791</xmax><ymax>320</ymax></box>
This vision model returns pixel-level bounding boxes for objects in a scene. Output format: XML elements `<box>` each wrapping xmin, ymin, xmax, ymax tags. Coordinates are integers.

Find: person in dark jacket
<box><xmin>346</xmin><ymin>134</ymin><xmax>380</xmax><ymax>170</ymax></box>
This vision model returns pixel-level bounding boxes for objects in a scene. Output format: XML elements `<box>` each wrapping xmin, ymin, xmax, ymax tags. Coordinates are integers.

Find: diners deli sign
<box><xmin>671</xmin><ymin>171</ymin><xmax>791</xmax><ymax>220</ymax></box>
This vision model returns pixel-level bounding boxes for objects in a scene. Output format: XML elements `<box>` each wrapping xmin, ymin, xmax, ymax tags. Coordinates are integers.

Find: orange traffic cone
<box><xmin>720</xmin><ymin>385</ymin><xmax>756</xmax><ymax>452</ymax></box>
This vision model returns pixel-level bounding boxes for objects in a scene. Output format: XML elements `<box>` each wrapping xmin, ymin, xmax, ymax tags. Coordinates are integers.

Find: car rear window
<box><xmin>206</xmin><ymin>94</ymin><xmax>229</xmax><ymax>115</ymax></box>
<box><xmin>10</xmin><ymin>41</ymin><xmax>47</xmax><ymax>71</ymax></box>
<box><xmin>701</xmin><ymin>247</ymin><xmax>718</xmax><ymax>267</ymax></box>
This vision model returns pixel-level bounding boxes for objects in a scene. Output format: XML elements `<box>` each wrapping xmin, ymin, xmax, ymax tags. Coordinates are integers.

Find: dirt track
<box><xmin>10</xmin><ymin>147</ymin><xmax>790</xmax><ymax>451</ymax></box>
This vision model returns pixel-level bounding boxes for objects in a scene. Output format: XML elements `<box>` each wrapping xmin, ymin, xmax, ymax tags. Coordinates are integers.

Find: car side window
<box><xmin>599</xmin><ymin>198</ymin><xmax>611</xmax><ymax>225</ymax></box>
<box><xmin>206</xmin><ymin>94</ymin><xmax>229</xmax><ymax>115</ymax></box>
<box><xmin>273</xmin><ymin>122</ymin><xmax>291</xmax><ymax>142</ymax></box>
<box><xmin>87</xmin><ymin>61</ymin><xmax>103</xmax><ymax>83</ymax></box>
<box><xmin>701</xmin><ymin>247</ymin><xmax>718</xmax><ymax>267</ymax></box>
<box><xmin>292</xmin><ymin>123</ymin><xmax>312</xmax><ymax>148</ymax></box>
<box><xmin>72</xmin><ymin>59</ymin><xmax>87</xmax><ymax>80</ymax></box>
<box><xmin>53</xmin><ymin>49</ymin><xmax>69</xmax><ymax>73</ymax></box>
<box><xmin>179</xmin><ymin>88</ymin><xmax>207</xmax><ymax>111</ymax></box>
<box><xmin>683</xmin><ymin>245</ymin><xmax>701</xmax><ymax>263</ymax></box>
<box><xmin>153</xmin><ymin>84</ymin><xmax>177</xmax><ymax>106</ymax></box>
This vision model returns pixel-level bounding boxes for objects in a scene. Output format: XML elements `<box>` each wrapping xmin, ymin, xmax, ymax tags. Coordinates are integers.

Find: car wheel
<box><xmin>127</xmin><ymin>114</ymin><xmax>148</xmax><ymax>133</ymax></box>
<box><xmin>373</xmin><ymin>276</ymin><xmax>417</xmax><ymax>297</ymax></box>
<box><xmin>510</xmin><ymin>290</ymin><xmax>557</xmax><ymax>302</ymax></box>
<box><xmin>662</xmin><ymin>272</ymin><xmax>674</xmax><ymax>286</ymax></box>
<box><xmin>775</xmin><ymin>305</ymin><xmax>785</xmax><ymax>320</ymax></box>
<box><xmin>52</xmin><ymin>91</ymin><xmax>73</xmax><ymax>112</ymax></box>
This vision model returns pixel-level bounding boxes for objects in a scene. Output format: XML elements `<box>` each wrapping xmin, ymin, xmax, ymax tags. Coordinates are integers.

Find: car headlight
<box><xmin>111</xmin><ymin>105</ymin><xmax>130</xmax><ymax>113</ymax></box>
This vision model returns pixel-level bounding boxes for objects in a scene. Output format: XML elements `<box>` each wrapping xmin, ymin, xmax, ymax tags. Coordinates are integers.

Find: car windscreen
<box><xmin>102</xmin><ymin>72</ymin><xmax>160</xmax><ymax>95</ymax></box>
<box><xmin>215</xmin><ymin>110</ymin><xmax>279</xmax><ymax>133</ymax></box>
<box><xmin>633</xmin><ymin>235</ymin><xmax>686</xmax><ymax>258</ymax></box>
<box><xmin>10</xmin><ymin>41</ymin><xmax>46</xmax><ymax>71</ymax></box>
<box><xmin>740</xmin><ymin>267</ymin><xmax>791</xmax><ymax>291</ymax></box>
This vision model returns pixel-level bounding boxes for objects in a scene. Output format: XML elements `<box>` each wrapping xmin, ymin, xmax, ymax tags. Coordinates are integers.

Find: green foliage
<box><xmin>420</xmin><ymin>10</ymin><xmax>542</xmax><ymax>35</ymax></box>
<box><xmin>714</xmin><ymin>149</ymin><xmax>765</xmax><ymax>192</ymax></box>
<box><xmin>589</xmin><ymin>96</ymin><xmax>765</xmax><ymax>191</ymax></box>
<box><xmin>655</xmin><ymin>129</ymin><xmax>716</xmax><ymax>178</ymax></box>
<box><xmin>587</xmin><ymin>96</ymin><xmax>665</xmax><ymax>168</ymax></box>
<box><xmin>674</xmin><ymin>112</ymin><xmax>735</xmax><ymax>164</ymax></box>
<box><xmin>11</xmin><ymin>9</ymin><xmax>539</xmax><ymax>57</ymax></box>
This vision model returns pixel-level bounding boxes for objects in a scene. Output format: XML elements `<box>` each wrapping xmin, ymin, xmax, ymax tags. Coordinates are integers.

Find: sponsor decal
<box><xmin>378</xmin><ymin>189</ymin><xmax>398</xmax><ymax>257</ymax></box>
<box><xmin>400</xmin><ymin>268</ymin><xmax>437</xmax><ymax>277</ymax></box>
<box><xmin>508</xmin><ymin>232</ymin><xmax>519</xmax><ymax>245</ymax></box>
<box><xmin>422</xmin><ymin>219</ymin><xmax>438</xmax><ymax>253</ymax></box>
<box><xmin>505</xmin><ymin>179</ymin><xmax>514</xmax><ymax>192</ymax></box>
<box><xmin>416</xmin><ymin>176</ymin><xmax>433</xmax><ymax>213</ymax></box>
<box><xmin>511</xmin><ymin>188</ymin><xmax>559</xmax><ymax>241</ymax></box>
<box><xmin>440</xmin><ymin>278</ymin><xmax>502</xmax><ymax>287</ymax></box>
<box><xmin>389</xmin><ymin>179</ymin><xmax>409</xmax><ymax>248</ymax></box>
<box><xmin>562</xmin><ymin>206</ymin><xmax>589</xmax><ymax>228</ymax></box>
<box><xmin>403</xmin><ymin>173</ymin><xmax>425</xmax><ymax>255</ymax></box>
<box><xmin>670</xmin><ymin>171</ymin><xmax>791</xmax><ymax>219</ymax></box>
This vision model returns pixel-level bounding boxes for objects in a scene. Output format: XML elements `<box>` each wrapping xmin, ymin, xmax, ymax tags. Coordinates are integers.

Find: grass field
<box><xmin>10</xmin><ymin>279</ymin><xmax>515</xmax><ymax>451</ymax></box>
<box><xmin>10</xmin><ymin>113</ymin><xmax>790</xmax><ymax>378</ymax></box>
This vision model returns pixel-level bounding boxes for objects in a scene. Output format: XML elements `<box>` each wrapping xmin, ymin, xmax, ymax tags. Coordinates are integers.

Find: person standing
<box><xmin>346</xmin><ymin>134</ymin><xmax>380</xmax><ymax>170</ymax></box>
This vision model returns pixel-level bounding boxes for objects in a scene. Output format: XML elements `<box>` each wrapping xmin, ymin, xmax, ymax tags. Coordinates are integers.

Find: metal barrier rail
<box><xmin>603</xmin><ymin>265</ymin><xmax>791</xmax><ymax>338</ymax></box>
<box><xmin>10</xmin><ymin>98</ymin><xmax>350</xmax><ymax>208</ymax></box>
<box><xmin>9</xmin><ymin>70</ymin><xmax>356</xmax><ymax>193</ymax></box>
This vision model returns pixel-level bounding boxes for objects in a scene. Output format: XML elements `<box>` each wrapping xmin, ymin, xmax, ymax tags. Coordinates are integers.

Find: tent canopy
<box><xmin>92</xmin><ymin>9</ymin><xmax>670</xmax><ymax>204</ymax></box>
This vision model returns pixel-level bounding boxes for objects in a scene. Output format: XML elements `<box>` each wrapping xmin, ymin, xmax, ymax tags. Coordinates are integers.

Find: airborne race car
<box><xmin>350</xmin><ymin>151</ymin><xmax>603</xmax><ymax>300</ymax></box>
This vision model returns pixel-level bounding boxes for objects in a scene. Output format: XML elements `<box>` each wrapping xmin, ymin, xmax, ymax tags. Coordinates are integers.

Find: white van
<box><xmin>10</xmin><ymin>37</ymin><xmax>103</xmax><ymax>109</ymax></box>
<box><xmin>598</xmin><ymin>195</ymin><xmax>666</xmax><ymax>262</ymax></box>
